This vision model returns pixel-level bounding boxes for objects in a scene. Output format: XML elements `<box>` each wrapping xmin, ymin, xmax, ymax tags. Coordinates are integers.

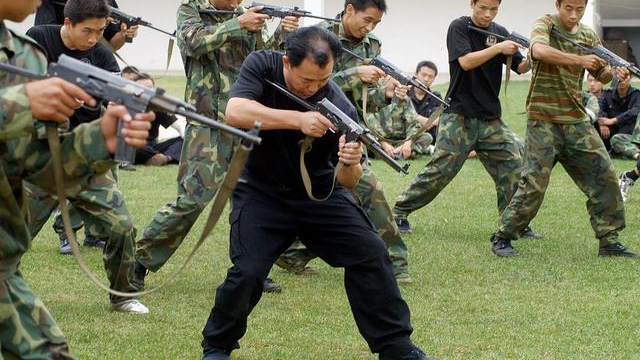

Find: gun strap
<box><xmin>49</xmin><ymin>126</ymin><xmax>252</xmax><ymax>297</ymax></box>
<box><xmin>299</xmin><ymin>136</ymin><xmax>342</xmax><ymax>202</ymax></box>
<box><xmin>504</xmin><ymin>55</ymin><xmax>512</xmax><ymax>96</ymax></box>
<box><xmin>361</xmin><ymin>83</ymin><xmax>443</xmax><ymax>146</ymax></box>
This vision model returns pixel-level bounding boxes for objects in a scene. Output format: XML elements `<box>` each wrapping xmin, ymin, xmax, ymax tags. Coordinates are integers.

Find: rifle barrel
<box><xmin>468</xmin><ymin>26</ymin><xmax>508</xmax><ymax>41</ymax></box>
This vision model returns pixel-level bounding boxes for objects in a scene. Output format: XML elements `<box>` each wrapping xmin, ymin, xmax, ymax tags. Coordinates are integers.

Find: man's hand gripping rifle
<box><xmin>109</xmin><ymin>6</ymin><xmax>176</xmax><ymax>43</ymax></box>
<box><xmin>265</xmin><ymin>79</ymin><xmax>409</xmax><ymax>175</ymax></box>
<box><xmin>551</xmin><ymin>27</ymin><xmax>640</xmax><ymax>79</ymax></box>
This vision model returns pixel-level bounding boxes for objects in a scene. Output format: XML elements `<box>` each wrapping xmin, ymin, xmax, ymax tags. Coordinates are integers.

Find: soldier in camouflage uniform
<box><xmin>0</xmin><ymin>1</ymin><xmax>154</xmax><ymax>355</ymax></box>
<box><xmin>391</xmin><ymin>0</ymin><xmax>542</xmax><ymax>242</ymax></box>
<box><xmin>17</xmin><ymin>0</ymin><xmax>149</xmax><ymax>313</ymax></box>
<box><xmin>610</xmin><ymin>114</ymin><xmax>640</xmax><ymax>160</ymax></box>
<box><xmin>133</xmin><ymin>0</ymin><xmax>298</xmax><ymax>291</ymax></box>
<box><xmin>491</xmin><ymin>0</ymin><xmax>637</xmax><ymax>258</ymax></box>
<box><xmin>582</xmin><ymin>90</ymin><xmax>600</xmax><ymax>122</ymax></box>
<box><xmin>374</xmin><ymin>89</ymin><xmax>434</xmax><ymax>159</ymax></box>
<box><xmin>275</xmin><ymin>0</ymin><xmax>413</xmax><ymax>282</ymax></box>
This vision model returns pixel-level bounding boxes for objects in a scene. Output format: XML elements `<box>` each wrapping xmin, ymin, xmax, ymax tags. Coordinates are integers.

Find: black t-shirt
<box><xmin>446</xmin><ymin>16</ymin><xmax>524</xmax><ymax>119</ymax></box>
<box><xmin>34</xmin><ymin>0</ymin><xmax>120</xmax><ymax>41</ymax></box>
<box><xmin>148</xmin><ymin>112</ymin><xmax>178</xmax><ymax>142</ymax></box>
<box><xmin>231</xmin><ymin>50</ymin><xmax>358</xmax><ymax>196</ymax></box>
<box><xmin>409</xmin><ymin>87</ymin><xmax>443</xmax><ymax>118</ymax></box>
<box><xmin>26</xmin><ymin>25</ymin><xmax>120</xmax><ymax>129</ymax></box>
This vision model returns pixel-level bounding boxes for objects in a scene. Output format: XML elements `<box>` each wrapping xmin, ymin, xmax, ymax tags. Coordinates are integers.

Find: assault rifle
<box><xmin>0</xmin><ymin>55</ymin><xmax>261</xmax><ymax>165</ymax></box>
<box><xmin>340</xmin><ymin>48</ymin><xmax>450</xmax><ymax>109</ymax></box>
<box><xmin>199</xmin><ymin>2</ymin><xmax>339</xmax><ymax>23</ymax></box>
<box><xmin>467</xmin><ymin>25</ymin><xmax>530</xmax><ymax>48</ymax></box>
<box><xmin>109</xmin><ymin>6</ymin><xmax>176</xmax><ymax>43</ymax></box>
<box><xmin>265</xmin><ymin>79</ymin><xmax>409</xmax><ymax>175</ymax></box>
<box><xmin>550</xmin><ymin>27</ymin><xmax>640</xmax><ymax>79</ymax></box>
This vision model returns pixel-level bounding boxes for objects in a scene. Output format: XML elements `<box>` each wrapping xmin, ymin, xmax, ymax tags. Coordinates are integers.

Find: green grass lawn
<box><xmin>21</xmin><ymin>79</ymin><xmax>640</xmax><ymax>360</ymax></box>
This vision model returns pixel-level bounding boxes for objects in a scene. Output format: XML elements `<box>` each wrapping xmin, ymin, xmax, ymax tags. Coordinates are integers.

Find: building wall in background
<box><xmin>8</xmin><ymin>0</ymin><xmax>569</xmax><ymax>77</ymax></box>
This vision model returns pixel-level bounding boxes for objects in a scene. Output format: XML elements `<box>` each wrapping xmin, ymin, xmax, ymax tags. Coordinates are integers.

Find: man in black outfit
<box><xmin>34</xmin><ymin>0</ymin><xmax>138</xmax><ymax>50</ymax></box>
<box><xmin>597</xmin><ymin>74</ymin><xmax>640</xmax><ymax>151</ymax></box>
<box><xmin>27</xmin><ymin>1</ymin><xmax>120</xmax><ymax>130</ymax></box>
<box><xmin>409</xmin><ymin>60</ymin><xmax>442</xmax><ymax>142</ymax></box>
<box><xmin>200</xmin><ymin>27</ymin><xmax>433</xmax><ymax>360</ymax></box>
<box><xmin>132</xmin><ymin>74</ymin><xmax>184</xmax><ymax>166</ymax></box>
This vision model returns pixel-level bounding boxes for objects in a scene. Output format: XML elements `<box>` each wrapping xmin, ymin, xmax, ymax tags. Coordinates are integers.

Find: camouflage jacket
<box><xmin>317</xmin><ymin>20</ymin><xmax>415</xmax><ymax>134</ymax></box>
<box><xmin>365</xmin><ymin>98</ymin><xmax>422</xmax><ymax>141</ymax></box>
<box><xmin>582</xmin><ymin>91</ymin><xmax>600</xmax><ymax>123</ymax></box>
<box><xmin>0</xmin><ymin>22</ymin><xmax>113</xmax><ymax>279</ymax></box>
<box><xmin>177</xmin><ymin>0</ymin><xmax>284</xmax><ymax>122</ymax></box>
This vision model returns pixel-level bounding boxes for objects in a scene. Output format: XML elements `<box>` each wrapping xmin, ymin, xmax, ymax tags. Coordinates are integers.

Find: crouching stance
<box><xmin>200</xmin><ymin>27</ymin><xmax>433</xmax><ymax>360</ymax></box>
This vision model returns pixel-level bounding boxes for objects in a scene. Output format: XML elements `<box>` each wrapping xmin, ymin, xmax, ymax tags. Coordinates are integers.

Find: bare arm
<box><xmin>226</xmin><ymin>97</ymin><xmax>336</xmax><ymax>137</ymax></box>
<box><xmin>459</xmin><ymin>40</ymin><xmax>521</xmax><ymax>71</ymax></box>
<box><xmin>531</xmin><ymin>43</ymin><xmax>611</xmax><ymax>82</ymax></box>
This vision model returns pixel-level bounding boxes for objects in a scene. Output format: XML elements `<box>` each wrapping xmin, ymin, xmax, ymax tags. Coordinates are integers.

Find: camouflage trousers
<box><xmin>498</xmin><ymin>120</ymin><xmax>625</xmax><ymax>241</ymax></box>
<box><xmin>393</xmin><ymin>112</ymin><xmax>523</xmax><ymax>219</ymax></box>
<box><xmin>411</xmin><ymin>133</ymin><xmax>434</xmax><ymax>155</ymax></box>
<box><xmin>610</xmin><ymin>133</ymin><xmax>640</xmax><ymax>159</ymax></box>
<box><xmin>278</xmin><ymin>164</ymin><xmax>410</xmax><ymax>274</ymax></box>
<box><xmin>25</xmin><ymin>169</ymin><xmax>138</xmax><ymax>304</ymax></box>
<box><xmin>135</xmin><ymin>123</ymin><xmax>236</xmax><ymax>272</ymax></box>
<box><xmin>0</xmin><ymin>271</ymin><xmax>75</xmax><ymax>360</ymax></box>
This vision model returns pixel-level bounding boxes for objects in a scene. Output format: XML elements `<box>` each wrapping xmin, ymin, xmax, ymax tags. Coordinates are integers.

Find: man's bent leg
<box><xmin>299</xmin><ymin>189</ymin><xmax>419</xmax><ymax>358</ymax></box>
<box><xmin>476</xmin><ymin>119</ymin><xmax>523</xmax><ymax>214</ymax></box>
<box><xmin>137</xmin><ymin>125</ymin><xmax>235</xmax><ymax>272</ymax></box>
<box><xmin>68</xmin><ymin>169</ymin><xmax>139</xmax><ymax>305</ymax></box>
<box><xmin>353</xmin><ymin>167</ymin><xmax>409</xmax><ymax>275</ymax></box>
<box><xmin>560</xmin><ymin>122</ymin><xmax>626</xmax><ymax>242</ymax></box>
<box><xmin>497</xmin><ymin>120</ymin><xmax>558</xmax><ymax>240</ymax></box>
<box><xmin>393</xmin><ymin>113</ymin><xmax>475</xmax><ymax>219</ymax></box>
<box><xmin>201</xmin><ymin>184</ymin><xmax>294</xmax><ymax>354</ymax></box>
<box><xmin>0</xmin><ymin>273</ymin><xmax>75</xmax><ymax>360</ymax></box>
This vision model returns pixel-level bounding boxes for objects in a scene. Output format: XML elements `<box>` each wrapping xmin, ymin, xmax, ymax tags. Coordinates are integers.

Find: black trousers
<box><xmin>201</xmin><ymin>181</ymin><xmax>415</xmax><ymax>357</ymax></box>
<box><xmin>135</xmin><ymin>137</ymin><xmax>183</xmax><ymax>164</ymax></box>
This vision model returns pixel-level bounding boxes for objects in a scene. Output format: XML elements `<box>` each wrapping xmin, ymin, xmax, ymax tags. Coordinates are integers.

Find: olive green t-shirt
<box><xmin>527</xmin><ymin>14</ymin><xmax>605</xmax><ymax>124</ymax></box>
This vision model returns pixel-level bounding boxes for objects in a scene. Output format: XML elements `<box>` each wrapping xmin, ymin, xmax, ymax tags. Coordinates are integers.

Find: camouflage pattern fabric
<box><xmin>393</xmin><ymin>112</ymin><xmax>523</xmax><ymax>219</ymax></box>
<box><xmin>0</xmin><ymin>21</ymin><xmax>116</xmax><ymax>360</ymax></box>
<box><xmin>135</xmin><ymin>0</ymin><xmax>282</xmax><ymax>272</ymax></box>
<box><xmin>25</xmin><ymin>168</ymin><xmax>138</xmax><ymax>305</ymax></box>
<box><xmin>278</xmin><ymin>20</ymin><xmax>410</xmax><ymax>274</ymax></box>
<box><xmin>611</xmin><ymin>114</ymin><xmax>640</xmax><ymax>158</ymax></box>
<box><xmin>0</xmin><ymin>273</ymin><xmax>73</xmax><ymax>360</ymax></box>
<box><xmin>497</xmin><ymin>120</ymin><xmax>624</xmax><ymax>241</ymax></box>
<box><xmin>136</xmin><ymin>124</ymin><xmax>235</xmax><ymax>271</ymax></box>
<box><xmin>365</xmin><ymin>97</ymin><xmax>434</xmax><ymax>155</ymax></box>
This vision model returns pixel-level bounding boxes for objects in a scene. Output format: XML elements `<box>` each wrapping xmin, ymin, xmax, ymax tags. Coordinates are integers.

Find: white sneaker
<box><xmin>426</xmin><ymin>145</ymin><xmax>436</xmax><ymax>155</ymax></box>
<box><xmin>619</xmin><ymin>172</ymin><xmax>635</xmax><ymax>202</ymax></box>
<box><xmin>111</xmin><ymin>299</ymin><xmax>149</xmax><ymax>314</ymax></box>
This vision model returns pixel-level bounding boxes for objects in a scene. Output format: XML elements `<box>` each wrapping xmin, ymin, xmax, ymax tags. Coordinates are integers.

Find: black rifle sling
<box><xmin>49</xmin><ymin>125</ymin><xmax>255</xmax><ymax>297</ymax></box>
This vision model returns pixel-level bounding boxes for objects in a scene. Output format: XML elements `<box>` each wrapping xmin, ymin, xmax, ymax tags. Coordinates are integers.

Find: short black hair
<box><xmin>416</xmin><ymin>61</ymin><xmax>438</xmax><ymax>76</ymax></box>
<box><xmin>472</xmin><ymin>0</ymin><xmax>502</xmax><ymax>3</ymax></box>
<box><xmin>64</xmin><ymin>0</ymin><xmax>110</xmax><ymax>26</ymax></box>
<box><xmin>134</xmin><ymin>73</ymin><xmax>155</xmax><ymax>86</ymax></box>
<box><xmin>121</xmin><ymin>66</ymin><xmax>141</xmax><ymax>76</ymax></box>
<box><xmin>557</xmin><ymin>0</ymin><xmax>588</xmax><ymax>4</ymax></box>
<box><xmin>286</xmin><ymin>27</ymin><xmax>342</xmax><ymax>69</ymax></box>
<box><xmin>345</xmin><ymin>0</ymin><xmax>387</xmax><ymax>13</ymax></box>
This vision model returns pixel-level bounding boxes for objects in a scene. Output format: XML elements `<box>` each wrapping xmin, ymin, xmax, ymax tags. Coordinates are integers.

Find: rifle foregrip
<box><xmin>114</xmin><ymin>117</ymin><xmax>136</xmax><ymax>165</ymax></box>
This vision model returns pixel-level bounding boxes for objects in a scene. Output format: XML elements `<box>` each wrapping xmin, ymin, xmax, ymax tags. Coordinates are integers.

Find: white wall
<box><xmin>8</xmin><ymin>0</ymin><xmax>559</xmax><ymax>77</ymax></box>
